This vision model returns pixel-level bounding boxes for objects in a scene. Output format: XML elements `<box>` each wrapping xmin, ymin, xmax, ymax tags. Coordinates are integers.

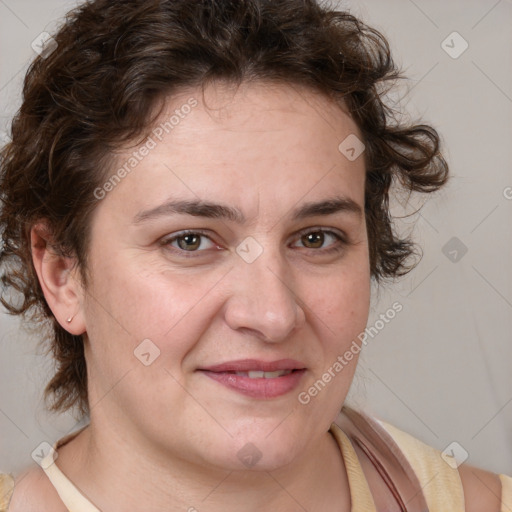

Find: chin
<box><xmin>205</xmin><ymin>431</ymin><xmax>304</xmax><ymax>472</ymax></box>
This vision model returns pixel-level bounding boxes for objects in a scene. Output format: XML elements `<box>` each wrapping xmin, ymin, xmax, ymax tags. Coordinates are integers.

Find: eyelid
<box><xmin>290</xmin><ymin>226</ymin><xmax>348</xmax><ymax>254</ymax></box>
<box><xmin>292</xmin><ymin>225</ymin><xmax>348</xmax><ymax>244</ymax></box>
<box><xmin>160</xmin><ymin>226</ymin><xmax>349</xmax><ymax>257</ymax></box>
<box><xmin>159</xmin><ymin>229</ymin><xmax>218</xmax><ymax>255</ymax></box>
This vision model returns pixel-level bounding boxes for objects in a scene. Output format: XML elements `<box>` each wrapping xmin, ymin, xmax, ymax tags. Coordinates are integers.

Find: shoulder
<box><xmin>5</xmin><ymin>466</ymin><xmax>67</xmax><ymax>512</ymax></box>
<box><xmin>458</xmin><ymin>461</ymin><xmax>503</xmax><ymax>512</ymax></box>
<box><xmin>378</xmin><ymin>418</ymin><xmax>505</xmax><ymax>512</ymax></box>
<box><xmin>0</xmin><ymin>473</ymin><xmax>14</xmax><ymax>511</ymax></box>
<box><xmin>7</xmin><ymin>424</ymin><xmax>90</xmax><ymax>511</ymax></box>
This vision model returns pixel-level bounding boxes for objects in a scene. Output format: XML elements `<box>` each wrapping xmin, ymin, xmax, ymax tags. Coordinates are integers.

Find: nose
<box><xmin>223</xmin><ymin>252</ymin><xmax>306</xmax><ymax>343</ymax></box>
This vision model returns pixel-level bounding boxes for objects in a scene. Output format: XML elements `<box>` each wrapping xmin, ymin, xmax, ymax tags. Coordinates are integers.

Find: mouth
<box><xmin>229</xmin><ymin>369</ymin><xmax>294</xmax><ymax>379</ymax></box>
<box><xmin>197</xmin><ymin>359</ymin><xmax>306</xmax><ymax>399</ymax></box>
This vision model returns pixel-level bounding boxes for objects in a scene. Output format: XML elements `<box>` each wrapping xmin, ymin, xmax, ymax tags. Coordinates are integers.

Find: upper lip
<box><xmin>198</xmin><ymin>359</ymin><xmax>306</xmax><ymax>372</ymax></box>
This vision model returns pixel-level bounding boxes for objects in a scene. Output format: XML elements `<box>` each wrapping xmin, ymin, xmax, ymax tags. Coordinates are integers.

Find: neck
<box><xmin>56</xmin><ymin>412</ymin><xmax>350</xmax><ymax>512</ymax></box>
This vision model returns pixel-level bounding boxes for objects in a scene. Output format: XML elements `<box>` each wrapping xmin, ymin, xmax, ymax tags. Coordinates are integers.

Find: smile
<box><xmin>233</xmin><ymin>370</ymin><xmax>293</xmax><ymax>378</ymax></box>
<box><xmin>201</xmin><ymin>369</ymin><xmax>306</xmax><ymax>399</ymax></box>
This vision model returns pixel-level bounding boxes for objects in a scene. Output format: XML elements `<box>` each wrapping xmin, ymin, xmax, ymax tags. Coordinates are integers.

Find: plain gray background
<box><xmin>1</xmin><ymin>0</ymin><xmax>511</xmax><ymax>477</ymax></box>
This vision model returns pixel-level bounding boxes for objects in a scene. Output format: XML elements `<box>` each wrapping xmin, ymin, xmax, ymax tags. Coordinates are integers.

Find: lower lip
<box><xmin>200</xmin><ymin>370</ymin><xmax>306</xmax><ymax>399</ymax></box>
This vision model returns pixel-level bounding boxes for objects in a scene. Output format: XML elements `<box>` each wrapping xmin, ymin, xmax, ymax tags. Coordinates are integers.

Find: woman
<box><xmin>0</xmin><ymin>0</ymin><xmax>510</xmax><ymax>510</ymax></box>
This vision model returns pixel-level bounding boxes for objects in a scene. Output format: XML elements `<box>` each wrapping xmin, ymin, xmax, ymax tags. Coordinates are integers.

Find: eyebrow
<box><xmin>132</xmin><ymin>196</ymin><xmax>363</xmax><ymax>225</ymax></box>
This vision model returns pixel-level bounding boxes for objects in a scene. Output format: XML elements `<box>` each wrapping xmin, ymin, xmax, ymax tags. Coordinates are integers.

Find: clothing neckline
<box><xmin>41</xmin><ymin>422</ymin><xmax>376</xmax><ymax>512</ymax></box>
<box><xmin>41</xmin><ymin>425</ymin><xmax>100</xmax><ymax>512</ymax></box>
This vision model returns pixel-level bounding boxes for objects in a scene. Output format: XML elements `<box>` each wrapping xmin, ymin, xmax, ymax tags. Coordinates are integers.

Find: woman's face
<box><xmin>80</xmin><ymin>81</ymin><xmax>370</xmax><ymax>470</ymax></box>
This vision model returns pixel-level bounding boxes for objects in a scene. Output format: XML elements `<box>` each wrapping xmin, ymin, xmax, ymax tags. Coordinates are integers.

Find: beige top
<box><xmin>2</xmin><ymin>419</ymin><xmax>512</xmax><ymax>511</ymax></box>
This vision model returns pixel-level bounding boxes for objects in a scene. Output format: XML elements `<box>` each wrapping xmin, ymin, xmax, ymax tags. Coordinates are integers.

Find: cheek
<box><xmin>82</xmin><ymin>259</ymin><xmax>224</xmax><ymax>421</ymax></box>
<box><xmin>83</xmin><ymin>253</ymin><xmax>225</xmax><ymax>362</ymax></box>
<box><xmin>293</xmin><ymin>265</ymin><xmax>370</xmax><ymax>423</ymax></box>
<box><xmin>309</xmin><ymin>263</ymin><xmax>371</xmax><ymax>345</ymax></box>
<box><xmin>303</xmin><ymin>271</ymin><xmax>370</xmax><ymax>398</ymax></box>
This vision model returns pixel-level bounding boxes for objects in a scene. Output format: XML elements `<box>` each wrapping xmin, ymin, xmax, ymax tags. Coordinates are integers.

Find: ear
<box><xmin>30</xmin><ymin>221</ymin><xmax>86</xmax><ymax>335</ymax></box>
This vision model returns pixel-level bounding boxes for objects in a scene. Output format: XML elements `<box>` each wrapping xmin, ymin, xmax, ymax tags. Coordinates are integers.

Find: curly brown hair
<box><xmin>0</xmin><ymin>0</ymin><xmax>448</xmax><ymax>418</ymax></box>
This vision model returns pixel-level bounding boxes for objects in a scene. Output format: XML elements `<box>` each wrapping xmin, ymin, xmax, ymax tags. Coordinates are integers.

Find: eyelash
<box><xmin>160</xmin><ymin>228</ymin><xmax>348</xmax><ymax>258</ymax></box>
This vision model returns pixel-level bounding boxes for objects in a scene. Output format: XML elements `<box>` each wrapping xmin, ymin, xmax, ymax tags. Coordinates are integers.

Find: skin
<box><xmin>14</xmin><ymin>81</ymin><xmax>503</xmax><ymax>511</ymax></box>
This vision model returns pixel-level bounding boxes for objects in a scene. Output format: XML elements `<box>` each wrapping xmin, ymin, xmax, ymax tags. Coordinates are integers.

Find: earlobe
<box><xmin>30</xmin><ymin>222</ymin><xmax>85</xmax><ymax>335</ymax></box>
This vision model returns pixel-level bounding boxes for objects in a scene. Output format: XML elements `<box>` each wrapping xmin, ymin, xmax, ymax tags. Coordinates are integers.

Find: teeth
<box><xmin>235</xmin><ymin>370</ymin><xmax>293</xmax><ymax>379</ymax></box>
<box><xmin>248</xmin><ymin>371</ymin><xmax>265</xmax><ymax>378</ymax></box>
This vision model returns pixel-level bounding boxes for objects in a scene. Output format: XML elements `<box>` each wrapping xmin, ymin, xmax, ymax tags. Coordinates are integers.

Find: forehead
<box><xmin>97</xmin><ymin>81</ymin><xmax>366</xmax><ymax>223</ymax></box>
<box><xmin>160</xmin><ymin>81</ymin><xmax>361</xmax><ymax>154</ymax></box>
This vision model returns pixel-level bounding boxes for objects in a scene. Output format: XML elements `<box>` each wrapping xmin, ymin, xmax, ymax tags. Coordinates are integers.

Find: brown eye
<box><xmin>301</xmin><ymin>232</ymin><xmax>325</xmax><ymax>249</ymax></box>
<box><xmin>293</xmin><ymin>228</ymin><xmax>346</xmax><ymax>254</ymax></box>
<box><xmin>161</xmin><ymin>230</ymin><xmax>217</xmax><ymax>255</ymax></box>
<box><xmin>177</xmin><ymin>233</ymin><xmax>202</xmax><ymax>251</ymax></box>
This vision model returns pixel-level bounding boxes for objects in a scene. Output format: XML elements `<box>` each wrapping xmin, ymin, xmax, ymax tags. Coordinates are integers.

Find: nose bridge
<box><xmin>225</xmin><ymin>243</ymin><xmax>305</xmax><ymax>342</ymax></box>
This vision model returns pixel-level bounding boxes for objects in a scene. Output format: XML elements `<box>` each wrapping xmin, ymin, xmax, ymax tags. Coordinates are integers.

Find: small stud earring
<box><xmin>66</xmin><ymin>315</ymin><xmax>74</xmax><ymax>323</ymax></box>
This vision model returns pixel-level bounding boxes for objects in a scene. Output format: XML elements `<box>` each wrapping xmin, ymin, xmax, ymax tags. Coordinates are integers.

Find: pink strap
<box><xmin>335</xmin><ymin>406</ymin><xmax>429</xmax><ymax>511</ymax></box>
